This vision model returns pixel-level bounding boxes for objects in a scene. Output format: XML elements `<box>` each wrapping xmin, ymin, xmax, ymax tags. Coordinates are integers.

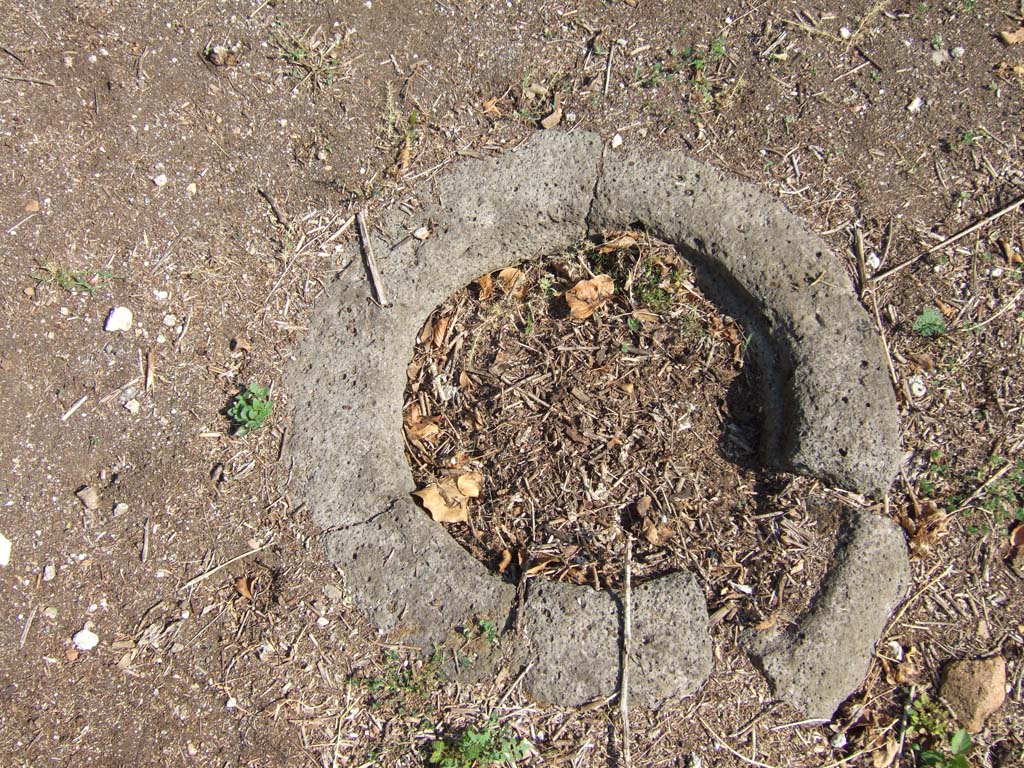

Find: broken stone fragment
<box><xmin>104</xmin><ymin>306</ymin><xmax>133</xmax><ymax>332</ymax></box>
<box><xmin>940</xmin><ymin>656</ymin><xmax>1006</xmax><ymax>732</ymax></box>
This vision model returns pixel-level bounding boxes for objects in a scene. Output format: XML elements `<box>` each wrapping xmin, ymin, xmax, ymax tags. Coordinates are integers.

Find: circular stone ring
<box><xmin>287</xmin><ymin>133</ymin><xmax>910</xmax><ymax>718</ymax></box>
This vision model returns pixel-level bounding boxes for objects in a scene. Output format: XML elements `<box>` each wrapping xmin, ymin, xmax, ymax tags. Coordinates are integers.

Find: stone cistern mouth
<box><xmin>287</xmin><ymin>132</ymin><xmax>910</xmax><ymax>718</ymax></box>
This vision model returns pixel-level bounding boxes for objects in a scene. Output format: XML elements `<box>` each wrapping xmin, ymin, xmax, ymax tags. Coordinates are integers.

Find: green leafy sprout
<box><xmin>913</xmin><ymin>307</ymin><xmax>948</xmax><ymax>338</ymax></box>
<box><xmin>428</xmin><ymin>717</ymin><xmax>531</xmax><ymax>768</ymax></box>
<box><xmin>918</xmin><ymin>728</ymin><xmax>972</xmax><ymax>768</ymax></box>
<box><xmin>229</xmin><ymin>384</ymin><xmax>273</xmax><ymax>435</ymax></box>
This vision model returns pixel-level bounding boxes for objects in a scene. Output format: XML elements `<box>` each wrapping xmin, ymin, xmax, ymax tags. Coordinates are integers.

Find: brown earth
<box><xmin>1</xmin><ymin>1</ymin><xmax>1023</xmax><ymax>766</ymax></box>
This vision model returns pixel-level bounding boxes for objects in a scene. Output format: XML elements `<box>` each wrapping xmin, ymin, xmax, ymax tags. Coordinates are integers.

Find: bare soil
<box><xmin>2</xmin><ymin>1</ymin><xmax>1023</xmax><ymax>766</ymax></box>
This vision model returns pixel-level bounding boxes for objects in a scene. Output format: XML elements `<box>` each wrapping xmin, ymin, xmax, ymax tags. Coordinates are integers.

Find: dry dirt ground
<box><xmin>2</xmin><ymin>1</ymin><xmax>1024</xmax><ymax>766</ymax></box>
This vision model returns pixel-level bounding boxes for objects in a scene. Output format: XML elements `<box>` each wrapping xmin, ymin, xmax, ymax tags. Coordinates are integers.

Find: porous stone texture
<box><xmin>744</xmin><ymin>510</ymin><xmax>911</xmax><ymax>720</ymax></box>
<box><xmin>589</xmin><ymin>149</ymin><xmax>902</xmax><ymax>496</ymax></box>
<box><xmin>287</xmin><ymin>131</ymin><xmax>907</xmax><ymax>710</ymax></box>
<box><xmin>940</xmin><ymin>656</ymin><xmax>1007</xmax><ymax>732</ymax></box>
<box><xmin>523</xmin><ymin>571</ymin><xmax>711</xmax><ymax>708</ymax></box>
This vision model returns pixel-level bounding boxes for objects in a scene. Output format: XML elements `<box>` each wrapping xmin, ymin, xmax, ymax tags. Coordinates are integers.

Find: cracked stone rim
<box><xmin>287</xmin><ymin>132</ymin><xmax>909</xmax><ymax>715</ymax></box>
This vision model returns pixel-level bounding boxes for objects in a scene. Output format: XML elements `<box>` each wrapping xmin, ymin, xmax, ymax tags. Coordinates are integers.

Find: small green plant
<box><xmin>228</xmin><ymin>384</ymin><xmax>273</xmax><ymax>435</ymax></box>
<box><xmin>913</xmin><ymin>307</ymin><xmax>948</xmax><ymax>338</ymax></box>
<box><xmin>428</xmin><ymin>717</ymin><xmax>530</xmax><ymax>768</ymax></box>
<box><xmin>930</xmin><ymin>33</ymin><xmax>945</xmax><ymax>51</ymax></box>
<box><xmin>538</xmin><ymin>274</ymin><xmax>555</xmax><ymax>294</ymax></box>
<box><xmin>907</xmin><ymin>690</ymin><xmax>950</xmax><ymax>739</ymax></box>
<box><xmin>917</xmin><ymin>728</ymin><xmax>972</xmax><ymax>768</ymax></box>
<box><xmin>461</xmin><ymin>617</ymin><xmax>498</xmax><ymax>646</ymax></box>
<box><xmin>34</xmin><ymin>261</ymin><xmax>119</xmax><ymax>295</ymax></box>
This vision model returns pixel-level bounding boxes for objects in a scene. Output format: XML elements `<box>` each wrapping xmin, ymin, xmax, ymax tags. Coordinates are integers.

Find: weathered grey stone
<box><xmin>287</xmin><ymin>131</ymin><xmax>907</xmax><ymax>710</ymax></box>
<box><xmin>523</xmin><ymin>571</ymin><xmax>711</xmax><ymax>708</ymax></box>
<box><xmin>744</xmin><ymin>510</ymin><xmax>910</xmax><ymax>720</ymax></box>
<box><xmin>940</xmin><ymin>656</ymin><xmax>1007</xmax><ymax>733</ymax></box>
<box><xmin>589</xmin><ymin>149</ymin><xmax>902</xmax><ymax>496</ymax></box>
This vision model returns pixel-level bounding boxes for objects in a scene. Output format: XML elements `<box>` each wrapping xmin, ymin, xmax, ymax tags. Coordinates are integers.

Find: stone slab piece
<box><xmin>589</xmin><ymin>147</ymin><xmax>902</xmax><ymax>496</ymax></box>
<box><xmin>522</xmin><ymin>571</ymin><xmax>711</xmax><ymax>708</ymax></box>
<box><xmin>940</xmin><ymin>656</ymin><xmax>1006</xmax><ymax>732</ymax></box>
<box><xmin>286</xmin><ymin>132</ymin><xmax>602</xmax><ymax>654</ymax></box>
<box><xmin>744</xmin><ymin>510</ymin><xmax>910</xmax><ymax>719</ymax></box>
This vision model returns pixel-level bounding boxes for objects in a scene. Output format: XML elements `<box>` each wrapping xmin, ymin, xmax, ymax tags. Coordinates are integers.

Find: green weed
<box><xmin>428</xmin><ymin>717</ymin><xmax>530</xmax><ymax>767</ymax></box>
<box><xmin>916</xmin><ymin>728</ymin><xmax>972</xmax><ymax>768</ymax></box>
<box><xmin>228</xmin><ymin>384</ymin><xmax>273</xmax><ymax>435</ymax></box>
<box><xmin>913</xmin><ymin>307</ymin><xmax>948</xmax><ymax>338</ymax></box>
<box><xmin>34</xmin><ymin>261</ymin><xmax>119</xmax><ymax>295</ymax></box>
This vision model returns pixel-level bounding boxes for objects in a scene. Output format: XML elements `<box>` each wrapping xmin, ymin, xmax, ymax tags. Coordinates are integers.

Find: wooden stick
<box><xmin>357</xmin><ymin>210</ymin><xmax>390</xmax><ymax>306</ymax></box>
<box><xmin>0</xmin><ymin>73</ymin><xmax>56</xmax><ymax>86</ymax></box>
<box><xmin>258</xmin><ymin>188</ymin><xmax>290</xmax><ymax>226</ymax></box>
<box><xmin>620</xmin><ymin>535</ymin><xmax>633</xmax><ymax>768</ymax></box>
<box><xmin>179</xmin><ymin>541</ymin><xmax>272</xmax><ymax>591</ymax></box>
<box><xmin>61</xmin><ymin>395</ymin><xmax>88</xmax><ymax>421</ymax></box>
<box><xmin>604</xmin><ymin>44</ymin><xmax>614</xmax><ymax>97</ymax></box>
<box><xmin>853</xmin><ymin>225</ymin><xmax>868</xmax><ymax>298</ymax></box>
<box><xmin>873</xmin><ymin>194</ymin><xmax>1024</xmax><ymax>283</ymax></box>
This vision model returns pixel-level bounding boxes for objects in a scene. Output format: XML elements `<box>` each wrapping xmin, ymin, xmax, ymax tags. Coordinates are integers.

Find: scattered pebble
<box><xmin>226</xmin><ymin>696</ymin><xmax>237</xmax><ymax>709</ymax></box>
<box><xmin>866</xmin><ymin>251</ymin><xmax>882</xmax><ymax>271</ymax></box>
<box><xmin>0</xmin><ymin>532</ymin><xmax>10</xmax><ymax>567</ymax></box>
<box><xmin>43</xmin><ymin>607</ymin><xmax>58</xmax><ymax>619</ymax></box>
<box><xmin>153</xmin><ymin>290</ymin><xmax>169</xmax><ymax>301</ymax></box>
<box><xmin>908</xmin><ymin>375</ymin><xmax>927</xmax><ymax>399</ymax></box>
<box><xmin>43</xmin><ymin>563</ymin><xmax>56</xmax><ymax>581</ymax></box>
<box><xmin>104</xmin><ymin>306</ymin><xmax>133</xmax><ymax>332</ymax></box>
<box><xmin>950</xmin><ymin>46</ymin><xmax>965</xmax><ymax>59</ymax></box>
<box><xmin>990</xmin><ymin>267</ymin><xmax>1004</xmax><ymax>278</ymax></box>
<box><xmin>162</xmin><ymin>313</ymin><xmax>177</xmax><ymax>327</ymax></box>
<box><xmin>830</xmin><ymin>732</ymin><xmax>848</xmax><ymax>749</ymax></box>
<box><xmin>113</xmin><ymin>502</ymin><xmax>128</xmax><ymax>515</ymax></box>
<box><xmin>940</xmin><ymin>656</ymin><xmax>1006</xmax><ymax>732</ymax></box>
<box><xmin>152</xmin><ymin>173</ymin><xmax>169</xmax><ymax>187</ymax></box>
<box><xmin>75</xmin><ymin>486</ymin><xmax>101</xmax><ymax>510</ymax></box>
<box><xmin>413</xmin><ymin>226</ymin><xmax>430</xmax><ymax>241</ymax></box>
<box><xmin>839</xmin><ymin>27</ymin><xmax>851</xmax><ymax>40</ymax></box>
<box><xmin>323</xmin><ymin>584</ymin><xmax>345</xmax><ymax>601</ymax></box>
<box><xmin>611</xmin><ymin>133</ymin><xmax>624</xmax><ymax>148</ymax></box>
<box><xmin>907</xmin><ymin>96</ymin><xmax>923</xmax><ymax>113</ymax></box>
<box><xmin>931</xmin><ymin>48</ymin><xmax>950</xmax><ymax>66</ymax></box>
<box><xmin>23</xmin><ymin>199</ymin><xmax>40</xmax><ymax>213</ymax></box>
<box><xmin>72</xmin><ymin>626</ymin><xmax>100</xmax><ymax>652</ymax></box>
<box><xmin>186</xmin><ymin>182</ymin><xmax>198</xmax><ymax>197</ymax></box>
<box><xmin>206</xmin><ymin>45</ymin><xmax>237</xmax><ymax>67</ymax></box>
<box><xmin>124</xmin><ymin>399</ymin><xmax>141</xmax><ymax>415</ymax></box>
<box><xmin>316</xmin><ymin>616</ymin><xmax>330</xmax><ymax>627</ymax></box>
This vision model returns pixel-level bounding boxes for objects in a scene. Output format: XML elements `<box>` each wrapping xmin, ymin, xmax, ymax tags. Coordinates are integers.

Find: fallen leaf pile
<box><xmin>565</xmin><ymin>274</ymin><xmax>615</xmax><ymax>320</ymax></box>
<box><xmin>414</xmin><ymin>472</ymin><xmax>483</xmax><ymax>523</ymax></box>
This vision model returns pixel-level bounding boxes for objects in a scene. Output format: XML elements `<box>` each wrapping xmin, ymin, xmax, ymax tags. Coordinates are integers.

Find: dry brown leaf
<box><xmin>457</xmin><ymin>472</ymin><xmax>483</xmax><ymax>498</ymax></box>
<box><xmin>540</xmin><ymin>104</ymin><xmax>562</xmax><ymax>130</ymax></box>
<box><xmin>907</xmin><ymin>499</ymin><xmax>949</xmax><ymax>558</ymax></box>
<box><xmin>497</xmin><ymin>549</ymin><xmax>512</xmax><ymax>573</ymax></box>
<box><xmin>935</xmin><ymin>298</ymin><xmax>957</xmax><ymax>318</ymax></box>
<box><xmin>406</xmin><ymin>417</ymin><xmax>440</xmax><ymax>442</ymax></box>
<box><xmin>432</xmin><ymin>314</ymin><xmax>451</xmax><ymax>348</ymax></box>
<box><xmin>234</xmin><ymin>575</ymin><xmax>253</xmax><ymax>600</ymax></box>
<box><xmin>1010</xmin><ymin>522</ymin><xmax>1024</xmax><ymax>549</ymax></box>
<box><xmin>459</xmin><ymin>370</ymin><xmax>473</xmax><ymax>390</ymax></box>
<box><xmin>525</xmin><ymin>555</ymin><xmax>561</xmax><ymax>576</ymax></box>
<box><xmin>566</xmin><ymin>274</ymin><xmax>615</xmax><ymax>320</ymax></box>
<box><xmin>24</xmin><ymin>199</ymin><xmax>40</xmax><ymax>213</ymax></box>
<box><xmin>418</xmin><ymin>317</ymin><xmax>434</xmax><ymax>345</ymax></box>
<box><xmin>231</xmin><ymin>336</ymin><xmax>252</xmax><ymax>353</ymax></box>
<box><xmin>598</xmin><ymin>232</ymin><xmax>638</xmax><ymax>253</ymax></box>
<box><xmin>1000</xmin><ymin>27</ymin><xmax>1024</xmax><ymax>45</ymax></box>
<box><xmin>631</xmin><ymin>308</ymin><xmax>660</xmax><ymax>325</ymax></box>
<box><xmin>895</xmin><ymin>646</ymin><xmax>923</xmax><ymax>684</ymax></box>
<box><xmin>482</xmin><ymin>97</ymin><xmax>501</xmax><ymax>116</ymax></box>
<box><xmin>476</xmin><ymin>273</ymin><xmax>495</xmax><ymax>300</ymax></box>
<box><xmin>636</xmin><ymin>495</ymin><xmax>652</xmax><ymax>517</ymax></box>
<box><xmin>497</xmin><ymin>267</ymin><xmax>521</xmax><ymax>290</ymax></box>
<box><xmin>872</xmin><ymin>737</ymin><xmax>900</xmax><ymax>768</ymax></box>
<box><xmin>619</xmin><ymin>381</ymin><xmax>635</xmax><ymax>395</ymax></box>
<box><xmin>754</xmin><ymin>613</ymin><xmax>778</xmax><ymax>631</ymax></box>
<box><xmin>414</xmin><ymin>479</ymin><xmax>468</xmax><ymax>523</ymax></box>
<box><xmin>642</xmin><ymin>518</ymin><xmax>673</xmax><ymax>547</ymax></box>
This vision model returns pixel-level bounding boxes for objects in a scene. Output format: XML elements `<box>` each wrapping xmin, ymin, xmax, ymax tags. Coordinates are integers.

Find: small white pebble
<box><xmin>153</xmin><ymin>290</ymin><xmax>168</xmax><ymax>301</ymax></box>
<box><xmin>72</xmin><ymin>626</ymin><xmax>99</xmax><ymax>651</ymax></box>
<box><xmin>839</xmin><ymin>27</ymin><xmax>851</xmax><ymax>40</ymax></box>
<box><xmin>43</xmin><ymin>606</ymin><xmax>58</xmax><ymax>619</ymax></box>
<box><xmin>104</xmin><ymin>306</ymin><xmax>133</xmax><ymax>332</ymax></box>
<box><xmin>866</xmin><ymin>252</ymin><xmax>881</xmax><ymax>271</ymax></box>
<box><xmin>226</xmin><ymin>697</ymin><xmax>237</xmax><ymax>709</ymax></box>
<box><xmin>186</xmin><ymin>182</ymin><xmax>197</xmax><ymax>197</ymax></box>
<box><xmin>316</xmin><ymin>616</ymin><xmax>330</xmax><ymax>627</ymax></box>
<box><xmin>43</xmin><ymin>564</ymin><xmax>56</xmax><ymax>581</ymax></box>
<box><xmin>413</xmin><ymin>226</ymin><xmax>430</xmax><ymax>241</ymax></box>
<box><xmin>907</xmin><ymin>96</ymin><xmax>923</xmax><ymax>113</ymax></box>
<box><xmin>908</xmin><ymin>375</ymin><xmax>927</xmax><ymax>398</ymax></box>
<box><xmin>162</xmin><ymin>313</ymin><xmax>177</xmax><ymax>327</ymax></box>
<box><xmin>0</xmin><ymin>532</ymin><xmax>10</xmax><ymax>567</ymax></box>
<box><xmin>124</xmin><ymin>399</ymin><xmax>141</xmax><ymax>415</ymax></box>
<box><xmin>611</xmin><ymin>133</ymin><xmax>624</xmax><ymax>148</ymax></box>
<box><xmin>950</xmin><ymin>46</ymin><xmax>965</xmax><ymax>59</ymax></box>
<box><xmin>990</xmin><ymin>267</ymin><xmax>1004</xmax><ymax>278</ymax></box>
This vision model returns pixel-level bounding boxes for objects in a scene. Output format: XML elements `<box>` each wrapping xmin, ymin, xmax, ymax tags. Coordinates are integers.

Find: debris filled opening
<box><xmin>402</xmin><ymin>230</ymin><xmax>795</xmax><ymax>592</ymax></box>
